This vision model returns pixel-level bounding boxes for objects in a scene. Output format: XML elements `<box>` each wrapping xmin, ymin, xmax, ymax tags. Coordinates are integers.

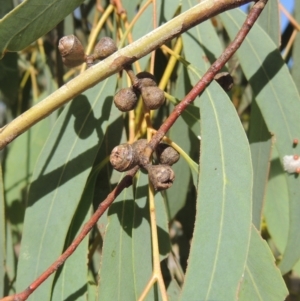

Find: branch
<box><xmin>148</xmin><ymin>0</ymin><xmax>268</xmax><ymax>150</ymax></box>
<box><xmin>1</xmin><ymin>166</ymin><xmax>139</xmax><ymax>301</ymax></box>
<box><xmin>0</xmin><ymin>0</ymin><xmax>268</xmax><ymax>300</ymax></box>
<box><xmin>0</xmin><ymin>0</ymin><xmax>253</xmax><ymax>150</ymax></box>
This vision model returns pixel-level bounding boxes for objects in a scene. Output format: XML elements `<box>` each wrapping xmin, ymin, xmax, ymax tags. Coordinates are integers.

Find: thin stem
<box><xmin>127</xmin><ymin>72</ymin><xmax>136</xmax><ymax>143</ymax></box>
<box><xmin>158</xmin><ymin>37</ymin><xmax>183</xmax><ymax>91</ymax></box>
<box><xmin>118</xmin><ymin>0</ymin><xmax>152</xmax><ymax>48</ymax></box>
<box><xmin>149</xmin><ymin>128</ymin><xmax>195</xmax><ymax>167</ymax></box>
<box><xmin>138</xmin><ymin>275</ymin><xmax>157</xmax><ymax>301</ymax></box>
<box><xmin>150</xmin><ymin>0</ymin><xmax>157</xmax><ymax>74</ymax></box>
<box><xmin>279</xmin><ymin>3</ymin><xmax>300</xmax><ymax>31</ymax></box>
<box><xmin>80</xmin><ymin>4</ymin><xmax>114</xmax><ymax>72</ymax></box>
<box><xmin>138</xmin><ymin>183</ymin><xmax>168</xmax><ymax>301</ymax></box>
<box><xmin>282</xmin><ymin>28</ymin><xmax>297</xmax><ymax>60</ymax></box>
<box><xmin>117</xmin><ymin>4</ymin><xmax>142</xmax><ymax>73</ymax></box>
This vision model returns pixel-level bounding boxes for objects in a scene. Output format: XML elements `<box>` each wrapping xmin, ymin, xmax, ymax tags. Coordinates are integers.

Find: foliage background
<box><xmin>0</xmin><ymin>0</ymin><xmax>300</xmax><ymax>300</ymax></box>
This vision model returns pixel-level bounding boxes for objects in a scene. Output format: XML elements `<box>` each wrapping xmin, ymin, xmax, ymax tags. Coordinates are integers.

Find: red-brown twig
<box><xmin>0</xmin><ymin>1</ymin><xmax>268</xmax><ymax>300</ymax></box>
<box><xmin>1</xmin><ymin>166</ymin><xmax>139</xmax><ymax>301</ymax></box>
<box><xmin>147</xmin><ymin>0</ymin><xmax>268</xmax><ymax>152</ymax></box>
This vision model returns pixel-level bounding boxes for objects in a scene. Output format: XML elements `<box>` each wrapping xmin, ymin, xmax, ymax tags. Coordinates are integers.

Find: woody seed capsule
<box><xmin>141</xmin><ymin>86</ymin><xmax>165</xmax><ymax>110</ymax></box>
<box><xmin>110</xmin><ymin>139</ymin><xmax>148</xmax><ymax>172</ymax></box>
<box><xmin>114</xmin><ymin>87</ymin><xmax>139</xmax><ymax>112</ymax></box>
<box><xmin>94</xmin><ymin>37</ymin><xmax>117</xmax><ymax>60</ymax></box>
<box><xmin>148</xmin><ymin>164</ymin><xmax>175</xmax><ymax>190</ymax></box>
<box><xmin>156</xmin><ymin>143</ymin><xmax>180</xmax><ymax>166</ymax></box>
<box><xmin>58</xmin><ymin>35</ymin><xmax>86</xmax><ymax>68</ymax></box>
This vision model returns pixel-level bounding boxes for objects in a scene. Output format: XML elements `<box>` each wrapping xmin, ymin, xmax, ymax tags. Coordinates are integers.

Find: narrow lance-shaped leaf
<box><xmin>180</xmin><ymin>82</ymin><xmax>252</xmax><ymax>300</ymax></box>
<box><xmin>131</xmin><ymin>171</ymin><xmax>156</xmax><ymax>301</ymax></box>
<box><xmin>0</xmin><ymin>0</ymin><xmax>85</xmax><ymax>57</ymax></box>
<box><xmin>264</xmin><ymin>147</ymin><xmax>289</xmax><ymax>254</ymax></box>
<box><xmin>248</xmin><ymin>100</ymin><xmax>272</xmax><ymax>229</ymax></box>
<box><xmin>166</xmin><ymin>65</ymin><xmax>196</xmax><ymax>219</ymax></box>
<box><xmin>181</xmin><ymin>0</ymin><xmax>224</xmax><ymax>186</ymax></box>
<box><xmin>131</xmin><ymin>0</ymin><xmax>162</xmax><ymax>70</ymax></box>
<box><xmin>97</xmin><ymin>184</ymin><xmax>136</xmax><ymax>301</ymax></box>
<box><xmin>98</xmin><ymin>169</ymin><xmax>171</xmax><ymax>301</ymax></box>
<box><xmin>238</xmin><ymin>225</ymin><xmax>288</xmax><ymax>301</ymax></box>
<box><xmin>16</xmin><ymin>77</ymin><xmax>116</xmax><ymax>301</ymax></box>
<box><xmin>257</xmin><ymin>0</ymin><xmax>280</xmax><ymax>46</ymax></box>
<box><xmin>221</xmin><ymin>8</ymin><xmax>300</xmax><ymax>275</ymax></box>
<box><xmin>248</xmin><ymin>0</ymin><xmax>279</xmax><ymax>229</ymax></box>
<box><xmin>5</xmin><ymin>223</ymin><xmax>16</xmax><ymax>296</ymax></box>
<box><xmin>50</xmin><ymin>179</ymin><xmax>95</xmax><ymax>301</ymax></box>
<box><xmin>5</xmin><ymin>66</ymin><xmax>57</xmax><ymax>232</ymax></box>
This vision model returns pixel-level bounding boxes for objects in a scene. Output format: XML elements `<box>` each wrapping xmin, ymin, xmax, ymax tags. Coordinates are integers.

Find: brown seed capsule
<box><xmin>136</xmin><ymin>72</ymin><xmax>158</xmax><ymax>88</ymax></box>
<box><xmin>58</xmin><ymin>35</ymin><xmax>86</xmax><ymax>67</ymax></box>
<box><xmin>110</xmin><ymin>143</ymin><xmax>137</xmax><ymax>172</ymax></box>
<box><xmin>114</xmin><ymin>87</ymin><xmax>139</xmax><ymax>112</ymax></box>
<box><xmin>148</xmin><ymin>164</ymin><xmax>175</xmax><ymax>191</ymax></box>
<box><xmin>141</xmin><ymin>86</ymin><xmax>165</xmax><ymax>110</ymax></box>
<box><xmin>94</xmin><ymin>37</ymin><xmax>117</xmax><ymax>60</ymax></box>
<box><xmin>156</xmin><ymin>143</ymin><xmax>180</xmax><ymax>166</ymax></box>
<box><xmin>214</xmin><ymin>72</ymin><xmax>233</xmax><ymax>91</ymax></box>
<box><xmin>132</xmin><ymin>139</ymin><xmax>150</xmax><ymax>166</ymax></box>
<box><xmin>110</xmin><ymin>139</ymin><xmax>148</xmax><ymax>172</ymax></box>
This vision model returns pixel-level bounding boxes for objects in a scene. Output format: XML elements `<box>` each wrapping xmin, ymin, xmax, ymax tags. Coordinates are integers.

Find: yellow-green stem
<box><xmin>0</xmin><ymin>0</ymin><xmax>253</xmax><ymax>150</ymax></box>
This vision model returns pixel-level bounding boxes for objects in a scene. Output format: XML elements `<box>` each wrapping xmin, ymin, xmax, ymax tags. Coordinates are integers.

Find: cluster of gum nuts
<box><xmin>110</xmin><ymin>139</ymin><xmax>180</xmax><ymax>190</ymax></box>
<box><xmin>58</xmin><ymin>35</ymin><xmax>180</xmax><ymax>190</ymax></box>
<box><xmin>111</xmin><ymin>62</ymin><xmax>179</xmax><ymax>190</ymax></box>
<box><xmin>58</xmin><ymin>34</ymin><xmax>118</xmax><ymax>67</ymax></box>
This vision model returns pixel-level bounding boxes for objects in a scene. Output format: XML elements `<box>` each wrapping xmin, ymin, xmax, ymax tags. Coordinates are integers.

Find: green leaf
<box><xmin>98</xmin><ymin>170</ymin><xmax>170</xmax><ymax>300</ymax></box>
<box><xmin>16</xmin><ymin>76</ymin><xmax>116</xmax><ymax>300</ymax></box>
<box><xmin>160</xmin><ymin>0</ymin><xmax>181</xmax><ymax>23</ymax></box>
<box><xmin>87</xmin><ymin>270</ymin><xmax>97</xmax><ymax>301</ymax></box>
<box><xmin>0</xmin><ymin>52</ymin><xmax>19</xmax><ymax>104</ymax></box>
<box><xmin>264</xmin><ymin>148</ymin><xmax>289</xmax><ymax>254</ymax></box>
<box><xmin>181</xmin><ymin>0</ymin><xmax>226</xmax><ymax>186</ymax></box>
<box><xmin>4</xmin><ymin>117</ymin><xmax>43</xmax><ymax>226</ymax></box>
<box><xmin>4</xmin><ymin>66</ymin><xmax>57</xmax><ymax>233</ymax></box>
<box><xmin>51</xmin><ymin>184</ymin><xmax>93</xmax><ymax>300</ymax></box>
<box><xmin>180</xmin><ymin>82</ymin><xmax>252</xmax><ymax>300</ymax></box>
<box><xmin>221</xmin><ymin>8</ymin><xmax>300</xmax><ymax>275</ymax></box>
<box><xmin>97</xmin><ymin>184</ymin><xmax>136</xmax><ymax>301</ymax></box>
<box><xmin>248</xmin><ymin>0</ymin><xmax>278</xmax><ymax>230</ymax></box>
<box><xmin>0</xmin><ymin>0</ymin><xmax>14</xmax><ymax>19</ymax></box>
<box><xmin>239</xmin><ymin>225</ymin><xmax>288</xmax><ymax>300</ymax></box>
<box><xmin>5</xmin><ymin>222</ymin><xmax>16</xmax><ymax>296</ymax></box>
<box><xmin>0</xmin><ymin>0</ymin><xmax>85</xmax><ymax>57</ymax></box>
<box><xmin>257</xmin><ymin>0</ymin><xmax>280</xmax><ymax>46</ymax></box>
<box><xmin>166</xmin><ymin>66</ymin><xmax>196</xmax><ymax>219</ymax></box>
<box><xmin>131</xmin><ymin>171</ymin><xmax>156</xmax><ymax>300</ymax></box>
<box><xmin>182</xmin><ymin>0</ymin><xmax>223</xmax><ymax>72</ymax></box>
<box><xmin>248</xmin><ymin>100</ymin><xmax>272</xmax><ymax>229</ymax></box>
<box><xmin>131</xmin><ymin>0</ymin><xmax>162</xmax><ymax>70</ymax></box>
<box><xmin>122</xmin><ymin>0</ymin><xmax>141</xmax><ymax>24</ymax></box>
